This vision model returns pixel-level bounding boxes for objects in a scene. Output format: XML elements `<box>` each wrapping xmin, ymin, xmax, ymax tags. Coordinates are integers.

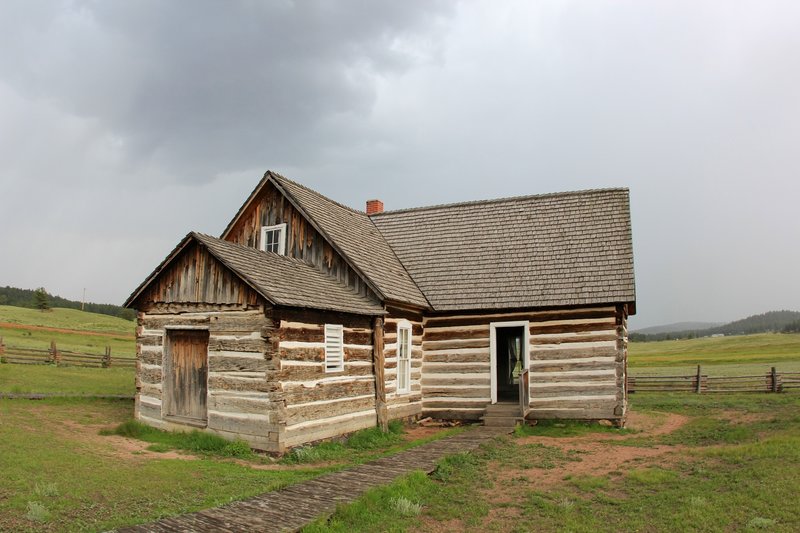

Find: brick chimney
<box><xmin>366</xmin><ymin>199</ymin><xmax>384</xmax><ymax>215</ymax></box>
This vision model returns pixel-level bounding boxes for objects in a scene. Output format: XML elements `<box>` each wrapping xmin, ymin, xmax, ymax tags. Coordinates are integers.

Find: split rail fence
<box><xmin>628</xmin><ymin>365</ymin><xmax>800</xmax><ymax>393</ymax></box>
<box><xmin>0</xmin><ymin>337</ymin><xmax>135</xmax><ymax>368</ymax></box>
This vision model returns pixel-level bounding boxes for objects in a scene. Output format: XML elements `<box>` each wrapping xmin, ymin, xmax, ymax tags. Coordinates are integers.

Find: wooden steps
<box><xmin>481</xmin><ymin>402</ymin><xmax>524</xmax><ymax>428</ymax></box>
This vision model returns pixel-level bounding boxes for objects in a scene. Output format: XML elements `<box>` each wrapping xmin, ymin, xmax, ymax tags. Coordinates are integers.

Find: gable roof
<box><xmin>125</xmin><ymin>232</ymin><xmax>385</xmax><ymax>316</ymax></box>
<box><xmin>370</xmin><ymin>188</ymin><xmax>636</xmax><ymax>312</ymax></box>
<box><xmin>221</xmin><ymin>171</ymin><xmax>429</xmax><ymax>309</ymax></box>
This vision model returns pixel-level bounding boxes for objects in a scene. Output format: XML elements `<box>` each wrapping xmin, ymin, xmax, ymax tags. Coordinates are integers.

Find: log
<box><xmin>207</xmin><ymin>393</ymin><xmax>276</xmax><ymax>414</ymax></box>
<box><xmin>422</xmin><ymin>338</ymin><xmax>491</xmax><ymax>351</ymax></box>
<box><xmin>373</xmin><ymin>317</ymin><xmax>388</xmax><ymax>432</ymax></box>
<box><xmin>207</xmin><ymin>411</ymin><xmax>275</xmax><ymax>436</ymax></box>
<box><xmin>208</xmin><ymin>375</ymin><xmax>273</xmax><ymax>393</ymax></box>
<box><xmin>423</xmin><ymin>351</ymin><xmax>490</xmax><ymax>364</ymax></box>
<box><xmin>208</xmin><ymin>337</ymin><xmax>265</xmax><ymax>352</ymax></box>
<box><xmin>284</xmin><ymin>396</ymin><xmax>377</xmax><ymax>425</ymax></box>
<box><xmin>424</xmin><ymin>307</ymin><xmax>616</xmax><ymax>328</ymax></box>
<box><xmin>273</xmin><ymin>363</ymin><xmax>373</xmax><ymax>382</ymax></box>
<box><xmin>208</xmin><ymin>354</ymin><xmax>269</xmax><ymax>372</ymax></box>
<box><xmin>529</xmin><ymin>346</ymin><xmax>620</xmax><ymax>359</ymax></box>
<box><xmin>280</xmin><ymin>379</ymin><xmax>376</xmax><ymax>404</ymax></box>
<box><xmin>420</xmin><ymin>386</ymin><xmax>491</xmax><ymax>398</ymax></box>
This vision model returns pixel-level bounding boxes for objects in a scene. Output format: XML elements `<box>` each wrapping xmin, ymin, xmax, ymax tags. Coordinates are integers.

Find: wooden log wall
<box><xmin>136</xmin><ymin>243</ymin><xmax>261</xmax><ymax>307</ymax></box>
<box><xmin>528</xmin><ymin>306</ymin><xmax>625</xmax><ymax>420</ymax></box>
<box><xmin>421</xmin><ymin>305</ymin><xmax>627</xmax><ymax>421</ymax></box>
<box><xmin>135</xmin><ymin>305</ymin><xmax>281</xmax><ymax>452</ymax></box>
<box><xmin>382</xmin><ymin>308</ymin><xmax>424</xmax><ymax>421</ymax></box>
<box><xmin>273</xmin><ymin>309</ymin><xmax>378</xmax><ymax>449</ymax></box>
<box><xmin>222</xmin><ymin>181</ymin><xmax>376</xmax><ymax>300</ymax></box>
<box><xmin>422</xmin><ymin>313</ymin><xmax>492</xmax><ymax>420</ymax></box>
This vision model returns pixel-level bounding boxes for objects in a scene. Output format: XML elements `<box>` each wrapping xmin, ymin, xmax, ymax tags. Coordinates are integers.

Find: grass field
<box><xmin>629</xmin><ymin>333</ymin><xmax>800</xmax><ymax>367</ymax></box>
<box><xmin>0</xmin><ymin>365</ymin><xmax>135</xmax><ymax>395</ymax></box>
<box><xmin>0</xmin><ymin>306</ymin><xmax>135</xmax><ymax>356</ymax></box>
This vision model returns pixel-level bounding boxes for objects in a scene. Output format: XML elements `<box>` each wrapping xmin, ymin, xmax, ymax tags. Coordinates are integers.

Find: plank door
<box><xmin>165</xmin><ymin>329</ymin><xmax>209</xmax><ymax>424</ymax></box>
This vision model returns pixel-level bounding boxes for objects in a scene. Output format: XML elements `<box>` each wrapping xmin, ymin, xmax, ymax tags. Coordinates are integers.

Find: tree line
<box><xmin>631</xmin><ymin>310</ymin><xmax>800</xmax><ymax>342</ymax></box>
<box><xmin>0</xmin><ymin>286</ymin><xmax>135</xmax><ymax>321</ymax></box>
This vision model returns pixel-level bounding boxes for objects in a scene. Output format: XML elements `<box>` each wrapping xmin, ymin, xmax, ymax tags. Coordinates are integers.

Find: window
<box><xmin>397</xmin><ymin>321</ymin><xmax>412</xmax><ymax>394</ymax></box>
<box><xmin>260</xmin><ymin>223</ymin><xmax>287</xmax><ymax>255</ymax></box>
<box><xmin>324</xmin><ymin>324</ymin><xmax>344</xmax><ymax>373</ymax></box>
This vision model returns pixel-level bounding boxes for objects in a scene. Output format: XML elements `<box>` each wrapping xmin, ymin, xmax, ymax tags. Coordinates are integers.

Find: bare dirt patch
<box><xmin>402</xmin><ymin>425</ymin><xmax>447</xmax><ymax>443</ymax></box>
<box><xmin>494</xmin><ymin>411</ymin><xmax>690</xmax><ymax>489</ymax></box>
<box><xmin>716</xmin><ymin>410</ymin><xmax>766</xmax><ymax>425</ymax></box>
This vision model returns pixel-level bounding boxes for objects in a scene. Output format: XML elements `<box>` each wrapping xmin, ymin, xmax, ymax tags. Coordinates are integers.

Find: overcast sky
<box><xmin>1</xmin><ymin>1</ymin><xmax>798</xmax><ymax>329</ymax></box>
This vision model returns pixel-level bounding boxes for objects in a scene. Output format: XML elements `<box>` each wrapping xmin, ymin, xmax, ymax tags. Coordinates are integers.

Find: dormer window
<box><xmin>260</xmin><ymin>224</ymin><xmax>287</xmax><ymax>255</ymax></box>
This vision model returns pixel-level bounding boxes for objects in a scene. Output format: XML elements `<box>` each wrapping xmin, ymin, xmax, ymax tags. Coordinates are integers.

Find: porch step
<box><xmin>481</xmin><ymin>402</ymin><xmax>523</xmax><ymax>428</ymax></box>
<box><xmin>482</xmin><ymin>415</ymin><xmax>524</xmax><ymax>427</ymax></box>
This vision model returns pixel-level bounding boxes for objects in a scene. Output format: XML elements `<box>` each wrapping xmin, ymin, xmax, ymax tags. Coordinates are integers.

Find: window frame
<box><xmin>259</xmin><ymin>223</ymin><xmax>287</xmax><ymax>255</ymax></box>
<box><xmin>324</xmin><ymin>324</ymin><xmax>344</xmax><ymax>373</ymax></box>
<box><xmin>396</xmin><ymin>320</ymin><xmax>412</xmax><ymax>394</ymax></box>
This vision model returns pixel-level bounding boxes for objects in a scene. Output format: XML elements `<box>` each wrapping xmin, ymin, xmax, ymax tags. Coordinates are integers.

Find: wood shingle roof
<box><xmin>370</xmin><ymin>189</ymin><xmax>636</xmax><ymax>312</ymax></box>
<box><xmin>269</xmin><ymin>173</ymin><xmax>430</xmax><ymax>309</ymax></box>
<box><xmin>125</xmin><ymin>232</ymin><xmax>385</xmax><ymax>315</ymax></box>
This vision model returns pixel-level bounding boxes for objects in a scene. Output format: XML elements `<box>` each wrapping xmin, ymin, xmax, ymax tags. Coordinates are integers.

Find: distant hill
<box><xmin>634</xmin><ymin>322</ymin><xmax>722</xmax><ymax>336</ymax></box>
<box><xmin>631</xmin><ymin>310</ymin><xmax>800</xmax><ymax>342</ymax></box>
<box><xmin>0</xmin><ymin>286</ymin><xmax>134</xmax><ymax>321</ymax></box>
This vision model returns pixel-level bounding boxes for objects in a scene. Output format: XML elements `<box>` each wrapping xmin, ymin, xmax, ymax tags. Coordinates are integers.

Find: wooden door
<box><xmin>166</xmin><ymin>330</ymin><xmax>209</xmax><ymax>424</ymax></box>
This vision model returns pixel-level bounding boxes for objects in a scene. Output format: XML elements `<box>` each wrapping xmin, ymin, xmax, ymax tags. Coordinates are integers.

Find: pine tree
<box><xmin>34</xmin><ymin>287</ymin><xmax>50</xmax><ymax>311</ymax></box>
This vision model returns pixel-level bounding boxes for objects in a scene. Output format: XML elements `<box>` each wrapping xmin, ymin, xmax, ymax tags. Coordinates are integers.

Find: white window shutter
<box><xmin>325</xmin><ymin>324</ymin><xmax>344</xmax><ymax>373</ymax></box>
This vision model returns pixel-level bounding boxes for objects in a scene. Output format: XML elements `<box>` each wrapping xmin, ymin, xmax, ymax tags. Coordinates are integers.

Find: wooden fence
<box><xmin>628</xmin><ymin>365</ymin><xmax>800</xmax><ymax>393</ymax></box>
<box><xmin>0</xmin><ymin>337</ymin><xmax>135</xmax><ymax>368</ymax></box>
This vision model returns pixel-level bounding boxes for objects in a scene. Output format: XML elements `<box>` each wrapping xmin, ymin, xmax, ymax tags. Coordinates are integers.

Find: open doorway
<box><xmin>495</xmin><ymin>326</ymin><xmax>525</xmax><ymax>401</ymax></box>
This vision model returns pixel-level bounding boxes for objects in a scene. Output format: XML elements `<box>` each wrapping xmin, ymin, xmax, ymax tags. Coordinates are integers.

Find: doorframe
<box><xmin>162</xmin><ymin>326</ymin><xmax>210</xmax><ymax>426</ymax></box>
<box><xmin>489</xmin><ymin>321</ymin><xmax>530</xmax><ymax>404</ymax></box>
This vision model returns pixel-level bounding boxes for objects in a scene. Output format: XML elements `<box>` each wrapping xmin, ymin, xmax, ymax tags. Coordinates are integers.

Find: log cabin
<box><xmin>124</xmin><ymin>171</ymin><xmax>636</xmax><ymax>452</ymax></box>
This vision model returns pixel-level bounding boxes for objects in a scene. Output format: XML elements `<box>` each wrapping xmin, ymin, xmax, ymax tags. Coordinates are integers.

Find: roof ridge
<box><xmin>268</xmin><ymin>171</ymin><xmax>366</xmax><ymax>215</ymax></box>
<box><xmin>370</xmin><ymin>187</ymin><xmax>630</xmax><ymax>217</ymax></box>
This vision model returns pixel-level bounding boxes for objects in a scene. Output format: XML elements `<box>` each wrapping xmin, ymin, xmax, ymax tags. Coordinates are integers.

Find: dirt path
<box><xmin>0</xmin><ymin>321</ymin><xmax>134</xmax><ymax>338</ymax></box>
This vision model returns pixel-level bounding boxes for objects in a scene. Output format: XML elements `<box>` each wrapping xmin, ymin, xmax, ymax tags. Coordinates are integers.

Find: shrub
<box><xmin>221</xmin><ymin>440</ymin><xmax>254</xmax><ymax>458</ymax></box>
<box><xmin>25</xmin><ymin>501</ymin><xmax>50</xmax><ymax>523</ymax></box>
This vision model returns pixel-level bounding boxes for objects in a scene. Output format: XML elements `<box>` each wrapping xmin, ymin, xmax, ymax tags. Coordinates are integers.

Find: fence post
<box><xmin>102</xmin><ymin>346</ymin><xmax>111</xmax><ymax>368</ymax></box>
<box><xmin>771</xmin><ymin>367</ymin><xmax>778</xmax><ymax>393</ymax></box>
<box><xmin>0</xmin><ymin>335</ymin><xmax>4</xmax><ymax>356</ymax></box>
<box><xmin>695</xmin><ymin>365</ymin><xmax>702</xmax><ymax>393</ymax></box>
<box><xmin>50</xmin><ymin>340</ymin><xmax>61</xmax><ymax>366</ymax></box>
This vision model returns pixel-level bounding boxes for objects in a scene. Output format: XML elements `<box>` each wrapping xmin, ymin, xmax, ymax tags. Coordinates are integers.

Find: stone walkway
<box><xmin>118</xmin><ymin>426</ymin><xmax>510</xmax><ymax>532</ymax></box>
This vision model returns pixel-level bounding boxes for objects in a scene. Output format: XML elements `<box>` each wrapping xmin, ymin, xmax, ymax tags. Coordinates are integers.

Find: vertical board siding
<box><xmin>135</xmin><ymin>306</ymin><xmax>280</xmax><ymax>451</ymax></box>
<box><xmin>422</xmin><ymin>306</ymin><xmax>626</xmax><ymax>421</ymax></box>
<box><xmin>223</xmin><ymin>181</ymin><xmax>376</xmax><ymax>300</ymax></box>
<box><xmin>275</xmin><ymin>309</ymin><xmax>379</xmax><ymax>448</ymax></box>
<box><xmin>137</xmin><ymin>243</ymin><xmax>261</xmax><ymax>306</ymax></box>
<box><xmin>383</xmin><ymin>312</ymin><xmax>424</xmax><ymax>421</ymax></box>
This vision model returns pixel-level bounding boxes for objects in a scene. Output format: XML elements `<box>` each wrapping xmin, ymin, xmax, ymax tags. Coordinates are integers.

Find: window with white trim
<box><xmin>260</xmin><ymin>223</ymin><xmax>287</xmax><ymax>255</ymax></box>
<box><xmin>397</xmin><ymin>321</ymin><xmax>412</xmax><ymax>394</ymax></box>
<box><xmin>324</xmin><ymin>324</ymin><xmax>344</xmax><ymax>373</ymax></box>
